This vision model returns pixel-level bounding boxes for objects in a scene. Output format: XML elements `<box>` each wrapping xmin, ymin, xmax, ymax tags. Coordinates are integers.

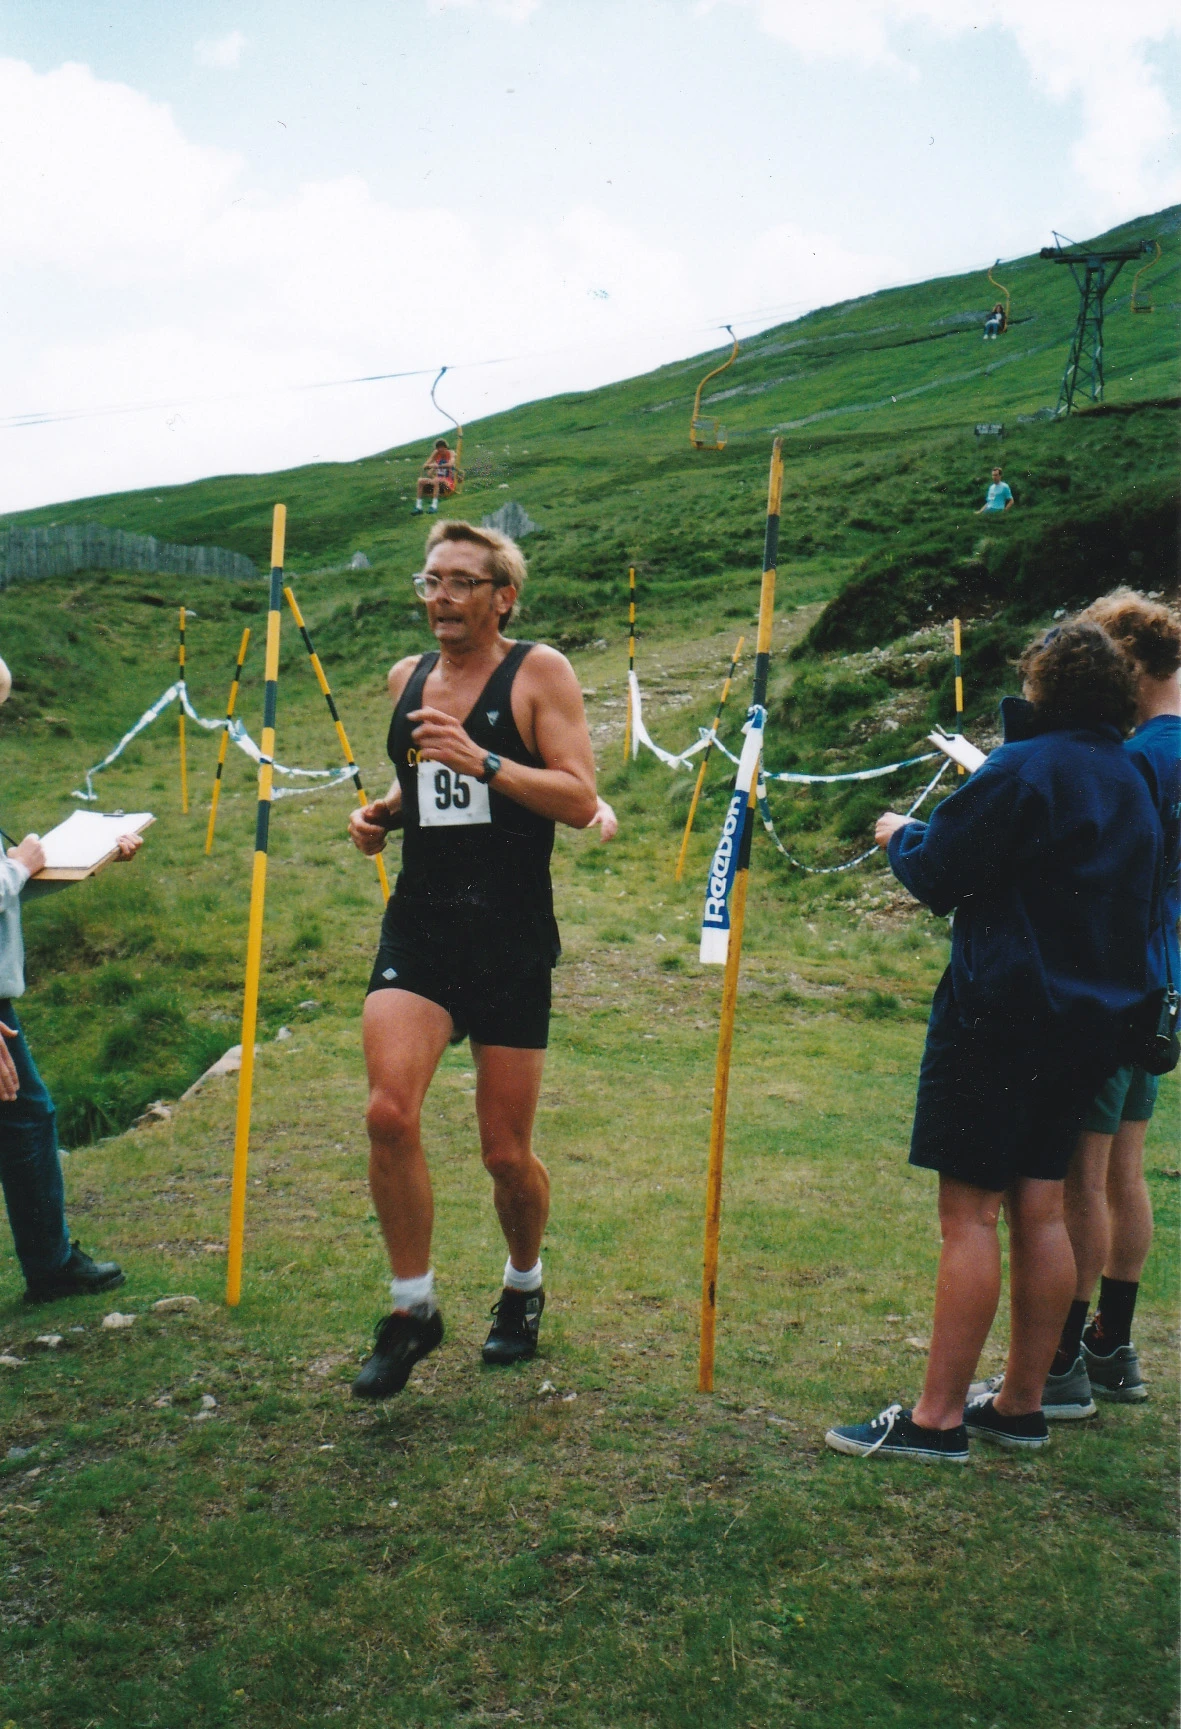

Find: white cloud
<box><xmin>0</xmin><ymin>59</ymin><xmax>241</xmax><ymax>273</ymax></box>
<box><xmin>0</xmin><ymin>56</ymin><xmax>897</xmax><ymax>510</ymax></box>
<box><xmin>714</xmin><ymin>0</ymin><xmax>1181</xmax><ymax>219</ymax></box>
<box><xmin>195</xmin><ymin>30</ymin><xmax>248</xmax><ymax>70</ymax></box>
<box><xmin>427</xmin><ymin>0</ymin><xmax>542</xmax><ymax>22</ymax></box>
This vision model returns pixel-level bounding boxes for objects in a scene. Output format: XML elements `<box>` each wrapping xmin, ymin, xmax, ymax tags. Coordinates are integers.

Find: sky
<box><xmin>1</xmin><ymin>0</ymin><xmax>1178</xmax><ymax>513</ymax></box>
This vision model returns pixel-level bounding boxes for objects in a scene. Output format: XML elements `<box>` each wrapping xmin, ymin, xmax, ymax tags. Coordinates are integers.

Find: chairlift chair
<box><xmin>984</xmin><ymin>261</ymin><xmax>1011</xmax><ymax>336</ymax></box>
<box><xmin>689</xmin><ymin>325</ymin><xmax>739</xmax><ymax>450</ymax></box>
<box><xmin>1131</xmin><ymin>240</ymin><xmax>1161</xmax><ymax>313</ymax></box>
<box><xmin>429</xmin><ymin>366</ymin><xmax>465</xmax><ymax>495</ymax></box>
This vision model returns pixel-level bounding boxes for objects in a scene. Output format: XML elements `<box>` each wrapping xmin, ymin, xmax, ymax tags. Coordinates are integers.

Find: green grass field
<box><xmin>1</xmin><ymin>208</ymin><xmax>1179</xmax><ymax>1727</ymax></box>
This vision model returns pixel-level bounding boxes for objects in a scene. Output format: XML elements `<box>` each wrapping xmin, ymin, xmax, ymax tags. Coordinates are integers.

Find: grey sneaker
<box><xmin>1083</xmin><ymin>1341</ymin><xmax>1148</xmax><ymax>1403</ymax></box>
<box><xmin>966</xmin><ymin>1356</ymin><xmax>1096</xmax><ymax>1420</ymax></box>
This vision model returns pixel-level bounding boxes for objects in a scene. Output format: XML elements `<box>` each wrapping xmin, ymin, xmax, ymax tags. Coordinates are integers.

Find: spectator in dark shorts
<box><xmin>825</xmin><ymin>622</ymin><xmax>1160</xmax><ymax>1463</ymax></box>
<box><xmin>1046</xmin><ymin>591</ymin><xmax>1181</xmax><ymax>1411</ymax></box>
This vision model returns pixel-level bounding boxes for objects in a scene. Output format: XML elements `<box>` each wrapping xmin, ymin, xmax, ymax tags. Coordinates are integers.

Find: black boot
<box><xmin>482</xmin><ymin>1288</ymin><xmax>544</xmax><ymax>1365</ymax></box>
<box><xmin>23</xmin><ymin>1242</ymin><xmax>125</xmax><ymax>1304</ymax></box>
<box><xmin>352</xmin><ymin>1308</ymin><xmax>443</xmax><ymax>1400</ymax></box>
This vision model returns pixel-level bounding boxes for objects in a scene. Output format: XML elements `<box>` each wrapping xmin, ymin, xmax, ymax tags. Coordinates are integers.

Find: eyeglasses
<box><xmin>412</xmin><ymin>573</ymin><xmax>501</xmax><ymax>601</ymax></box>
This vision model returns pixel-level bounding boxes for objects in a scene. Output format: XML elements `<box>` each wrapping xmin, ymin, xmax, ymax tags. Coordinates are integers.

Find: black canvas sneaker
<box><xmin>23</xmin><ymin>1241</ymin><xmax>125</xmax><ymax>1304</ymax></box>
<box><xmin>963</xmin><ymin>1393</ymin><xmax>1050</xmax><ymax>1450</ymax></box>
<box><xmin>481</xmin><ymin>1287</ymin><xmax>544</xmax><ymax>1365</ymax></box>
<box><xmin>351</xmin><ymin>1307</ymin><xmax>443</xmax><ymax>1400</ymax></box>
<box><xmin>825</xmin><ymin>1403</ymin><xmax>969</xmax><ymax>1464</ymax></box>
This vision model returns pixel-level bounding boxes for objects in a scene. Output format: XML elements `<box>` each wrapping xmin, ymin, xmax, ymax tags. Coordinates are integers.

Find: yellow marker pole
<box><xmin>284</xmin><ymin>585</ymin><xmax>390</xmax><ymax>903</ymax></box>
<box><xmin>177</xmin><ymin>607</ymin><xmax>189</xmax><ymax>813</ymax></box>
<box><xmin>675</xmin><ymin>634</ymin><xmax>744</xmax><ymax>883</ymax></box>
<box><xmin>226</xmin><ymin>504</ymin><xmax>286</xmax><ymax>1308</ymax></box>
<box><xmin>622</xmin><ymin>565</ymin><xmax>636</xmax><ymax>764</ymax></box>
<box><xmin>953</xmin><ymin>617</ymin><xmax>965</xmax><ymax>776</ymax></box>
<box><xmin>205</xmin><ymin>628</ymin><xmax>251</xmax><ymax>855</ymax></box>
<box><xmin>699</xmin><ymin>439</ymin><xmax>783</xmax><ymax>1395</ymax></box>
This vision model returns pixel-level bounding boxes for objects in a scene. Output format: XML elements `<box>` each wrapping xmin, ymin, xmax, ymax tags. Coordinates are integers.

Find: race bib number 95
<box><xmin>417</xmin><ymin>760</ymin><xmax>492</xmax><ymax>827</ymax></box>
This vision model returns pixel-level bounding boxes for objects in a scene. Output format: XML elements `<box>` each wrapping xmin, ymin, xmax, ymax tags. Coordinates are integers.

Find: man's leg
<box><xmin>1103</xmin><ymin>1118</ymin><xmax>1153</xmax><ymax>1283</ymax></box>
<box><xmin>472</xmin><ymin>1043</ymin><xmax>549</xmax><ymax>1271</ymax></box>
<box><xmin>995</xmin><ymin>1177</ymin><xmax>1075</xmax><ymax>1416</ymax></box>
<box><xmin>353</xmin><ymin>990</ymin><xmax>454</xmax><ymax>1401</ymax></box>
<box><xmin>912</xmin><ymin>1176</ymin><xmax>1004</xmax><ymax>1430</ymax></box>
<box><xmin>362</xmin><ymin>989</ymin><xmax>453</xmax><ymax>1281</ymax></box>
<box><xmin>1057</xmin><ymin>1128</ymin><xmax>1113</xmax><ymax>1370</ymax></box>
<box><xmin>0</xmin><ymin>1008</ymin><xmax>70</xmax><ymax>1285</ymax></box>
<box><xmin>1083</xmin><ymin>1118</ymin><xmax>1153</xmax><ymax>1395</ymax></box>
<box><xmin>473</xmin><ymin>1042</ymin><xmax>549</xmax><ymax>1365</ymax></box>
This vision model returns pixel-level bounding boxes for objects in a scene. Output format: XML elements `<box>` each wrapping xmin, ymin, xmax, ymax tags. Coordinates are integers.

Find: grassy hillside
<box><xmin>0</xmin><ymin>211</ymin><xmax>1178</xmax><ymax>1728</ymax></box>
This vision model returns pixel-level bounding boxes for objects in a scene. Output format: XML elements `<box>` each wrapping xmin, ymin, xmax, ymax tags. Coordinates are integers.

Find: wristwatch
<box><xmin>480</xmin><ymin>753</ymin><xmax>502</xmax><ymax>784</ymax></box>
<box><xmin>375</xmin><ymin>805</ymin><xmax>403</xmax><ymax>832</ymax></box>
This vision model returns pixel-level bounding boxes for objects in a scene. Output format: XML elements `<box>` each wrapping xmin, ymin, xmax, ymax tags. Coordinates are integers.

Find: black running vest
<box><xmin>386</xmin><ymin>642</ymin><xmax>559</xmax><ymax>962</ymax></box>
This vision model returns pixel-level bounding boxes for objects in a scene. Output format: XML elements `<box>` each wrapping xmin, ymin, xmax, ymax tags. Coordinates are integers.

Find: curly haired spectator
<box><xmin>824</xmin><ymin>620</ymin><xmax>1161</xmax><ymax>1463</ymax></box>
<box><xmin>1049</xmin><ymin>591</ymin><xmax>1181</xmax><ymax>1410</ymax></box>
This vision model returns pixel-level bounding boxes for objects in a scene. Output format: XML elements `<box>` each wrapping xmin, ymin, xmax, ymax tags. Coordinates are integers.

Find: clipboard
<box><xmin>928</xmin><ymin>728</ymin><xmax>987</xmax><ymax>774</ymax></box>
<box><xmin>33</xmin><ymin>811</ymin><xmax>155</xmax><ymax>882</ymax></box>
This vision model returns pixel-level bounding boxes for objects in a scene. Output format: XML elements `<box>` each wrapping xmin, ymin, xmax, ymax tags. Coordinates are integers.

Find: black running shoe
<box><xmin>23</xmin><ymin>1241</ymin><xmax>125</xmax><ymax>1304</ymax></box>
<box><xmin>963</xmin><ymin>1393</ymin><xmax>1050</xmax><ymax>1451</ymax></box>
<box><xmin>351</xmin><ymin>1307</ymin><xmax>443</xmax><ymax>1400</ymax></box>
<box><xmin>825</xmin><ymin>1402</ymin><xmax>969</xmax><ymax>1463</ymax></box>
<box><xmin>482</xmin><ymin>1287</ymin><xmax>544</xmax><ymax>1366</ymax></box>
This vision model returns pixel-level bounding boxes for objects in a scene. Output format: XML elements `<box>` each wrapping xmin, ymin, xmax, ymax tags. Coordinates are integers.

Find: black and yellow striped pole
<box><xmin>205</xmin><ymin>628</ymin><xmax>251</xmax><ymax>855</ymax></box>
<box><xmin>675</xmin><ymin>634</ymin><xmax>744</xmax><ymax>883</ymax></box>
<box><xmin>284</xmin><ymin>585</ymin><xmax>391</xmax><ymax>904</ymax></box>
<box><xmin>953</xmin><ymin>617</ymin><xmax>965</xmax><ymax>775</ymax></box>
<box><xmin>699</xmin><ymin>439</ymin><xmax>783</xmax><ymax>1395</ymax></box>
<box><xmin>622</xmin><ymin>565</ymin><xmax>637</xmax><ymax>764</ymax></box>
<box><xmin>226</xmin><ymin>505</ymin><xmax>286</xmax><ymax>1308</ymax></box>
<box><xmin>177</xmin><ymin>607</ymin><xmax>190</xmax><ymax>813</ymax></box>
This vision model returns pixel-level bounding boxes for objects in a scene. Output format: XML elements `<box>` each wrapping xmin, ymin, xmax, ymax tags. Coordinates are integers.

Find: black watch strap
<box><xmin>375</xmin><ymin>806</ymin><xmax>403</xmax><ymax>832</ymax></box>
<box><xmin>481</xmin><ymin>753</ymin><xmax>502</xmax><ymax>784</ymax></box>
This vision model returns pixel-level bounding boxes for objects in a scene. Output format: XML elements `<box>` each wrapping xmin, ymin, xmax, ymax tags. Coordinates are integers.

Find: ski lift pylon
<box><xmin>690</xmin><ymin>325</ymin><xmax>739</xmax><ymax>450</ymax></box>
<box><xmin>1131</xmin><ymin>239</ymin><xmax>1161</xmax><ymax>313</ymax></box>
<box><xmin>429</xmin><ymin>365</ymin><xmax>465</xmax><ymax>494</ymax></box>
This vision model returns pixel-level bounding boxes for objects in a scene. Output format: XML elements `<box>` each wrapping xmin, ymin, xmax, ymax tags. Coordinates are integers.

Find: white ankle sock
<box><xmin>391</xmin><ymin>1269</ymin><xmax>436</xmax><ymax>1313</ymax></box>
<box><xmin>503</xmin><ymin>1257</ymin><xmax>542</xmax><ymax>1293</ymax></box>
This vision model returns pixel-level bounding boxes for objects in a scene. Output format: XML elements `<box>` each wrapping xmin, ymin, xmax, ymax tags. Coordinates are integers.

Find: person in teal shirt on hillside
<box><xmin>977</xmin><ymin>467</ymin><xmax>1014</xmax><ymax>514</ymax></box>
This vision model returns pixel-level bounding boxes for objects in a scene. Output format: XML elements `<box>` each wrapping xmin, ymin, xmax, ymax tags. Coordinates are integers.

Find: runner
<box><xmin>347</xmin><ymin>520</ymin><xmax>599</xmax><ymax>1399</ymax></box>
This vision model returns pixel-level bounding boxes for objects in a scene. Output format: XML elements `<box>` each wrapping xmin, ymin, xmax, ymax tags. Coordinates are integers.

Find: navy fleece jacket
<box><xmin>888</xmin><ymin>698</ymin><xmax>1160</xmax><ymax>1055</ymax></box>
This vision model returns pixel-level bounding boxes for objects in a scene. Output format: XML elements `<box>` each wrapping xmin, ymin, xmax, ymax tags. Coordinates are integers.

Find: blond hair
<box><xmin>424</xmin><ymin>519</ymin><xmax>527</xmax><ymax>622</ymax></box>
<box><xmin>1079</xmin><ymin>587</ymin><xmax>1181</xmax><ymax>682</ymax></box>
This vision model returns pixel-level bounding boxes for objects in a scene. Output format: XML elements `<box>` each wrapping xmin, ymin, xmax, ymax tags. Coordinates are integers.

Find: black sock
<box><xmin>1085</xmin><ymin>1278</ymin><xmax>1139</xmax><ymax>1353</ymax></box>
<box><xmin>1051</xmin><ymin>1299</ymin><xmax>1091</xmax><ymax>1375</ymax></box>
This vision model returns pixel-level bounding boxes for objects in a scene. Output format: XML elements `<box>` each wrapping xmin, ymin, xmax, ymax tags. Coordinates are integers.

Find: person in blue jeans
<box><xmin>1052</xmin><ymin>591</ymin><xmax>1181</xmax><ymax>1408</ymax></box>
<box><xmin>0</xmin><ymin>655</ymin><xmax>140</xmax><ymax>1302</ymax></box>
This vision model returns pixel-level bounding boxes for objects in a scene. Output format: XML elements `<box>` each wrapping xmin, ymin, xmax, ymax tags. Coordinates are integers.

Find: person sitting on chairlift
<box><xmin>414</xmin><ymin>440</ymin><xmax>458</xmax><ymax>514</ymax></box>
<box><xmin>984</xmin><ymin>302</ymin><xmax>1007</xmax><ymax>340</ymax></box>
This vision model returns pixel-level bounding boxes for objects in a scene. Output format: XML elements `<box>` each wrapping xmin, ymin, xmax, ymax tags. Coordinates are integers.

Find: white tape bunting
<box><xmin>73</xmin><ymin>682</ymin><xmax>355</xmax><ymax>802</ymax></box>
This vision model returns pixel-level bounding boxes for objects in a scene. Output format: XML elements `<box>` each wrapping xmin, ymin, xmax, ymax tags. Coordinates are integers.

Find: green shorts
<box><xmin>1080</xmin><ymin>1065</ymin><xmax>1159</xmax><ymax>1136</ymax></box>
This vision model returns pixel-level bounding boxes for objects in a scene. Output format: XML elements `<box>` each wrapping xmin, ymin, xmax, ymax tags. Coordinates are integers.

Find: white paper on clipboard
<box><xmin>35</xmin><ymin>811</ymin><xmax>154</xmax><ymax>877</ymax></box>
<box><xmin>927</xmin><ymin>731</ymin><xmax>987</xmax><ymax>774</ymax></box>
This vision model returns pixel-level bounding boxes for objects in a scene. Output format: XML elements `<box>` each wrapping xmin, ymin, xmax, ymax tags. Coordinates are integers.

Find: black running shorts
<box><xmin>366</xmin><ymin>906</ymin><xmax>551</xmax><ymax>1049</ymax></box>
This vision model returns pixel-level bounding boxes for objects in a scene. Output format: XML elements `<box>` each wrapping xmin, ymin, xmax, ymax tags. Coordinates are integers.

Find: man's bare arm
<box><xmin>411</xmin><ymin>647</ymin><xmax>598</xmax><ymax>829</ymax></box>
<box><xmin>347</xmin><ymin>658</ymin><xmax>414</xmax><ymax>855</ymax></box>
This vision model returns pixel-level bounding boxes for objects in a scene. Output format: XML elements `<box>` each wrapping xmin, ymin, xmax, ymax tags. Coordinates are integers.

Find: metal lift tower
<box><xmin>1040</xmin><ymin>235</ymin><xmax>1155</xmax><ymax>416</ymax></box>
